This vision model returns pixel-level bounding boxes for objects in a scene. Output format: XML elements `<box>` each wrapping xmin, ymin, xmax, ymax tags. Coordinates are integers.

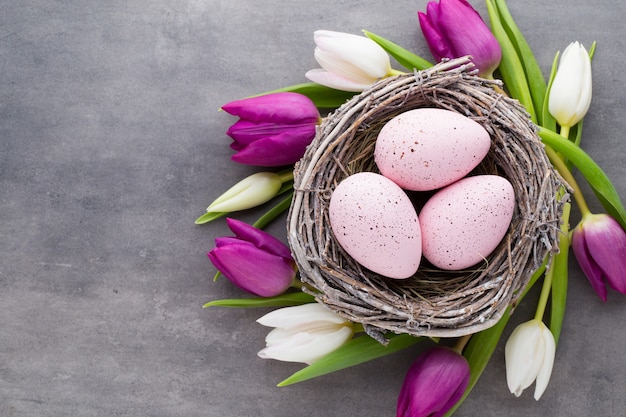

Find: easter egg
<box><xmin>419</xmin><ymin>175</ymin><xmax>515</xmax><ymax>270</ymax></box>
<box><xmin>374</xmin><ymin>108</ymin><xmax>491</xmax><ymax>191</ymax></box>
<box><xmin>328</xmin><ymin>172</ymin><xmax>422</xmax><ymax>279</ymax></box>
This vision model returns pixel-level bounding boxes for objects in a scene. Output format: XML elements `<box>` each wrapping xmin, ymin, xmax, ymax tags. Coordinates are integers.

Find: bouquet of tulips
<box><xmin>197</xmin><ymin>0</ymin><xmax>626</xmax><ymax>415</ymax></box>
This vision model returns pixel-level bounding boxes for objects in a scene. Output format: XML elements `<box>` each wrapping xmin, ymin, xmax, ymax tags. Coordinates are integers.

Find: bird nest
<box><xmin>286</xmin><ymin>57</ymin><xmax>567</xmax><ymax>340</ymax></box>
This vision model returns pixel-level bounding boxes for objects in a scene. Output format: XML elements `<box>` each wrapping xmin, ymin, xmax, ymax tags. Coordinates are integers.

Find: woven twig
<box><xmin>287</xmin><ymin>57</ymin><xmax>567</xmax><ymax>338</ymax></box>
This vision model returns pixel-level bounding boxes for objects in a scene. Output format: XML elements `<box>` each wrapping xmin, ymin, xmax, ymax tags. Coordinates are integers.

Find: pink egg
<box><xmin>329</xmin><ymin>172</ymin><xmax>422</xmax><ymax>279</ymax></box>
<box><xmin>419</xmin><ymin>175</ymin><xmax>515</xmax><ymax>271</ymax></box>
<box><xmin>374</xmin><ymin>108</ymin><xmax>491</xmax><ymax>191</ymax></box>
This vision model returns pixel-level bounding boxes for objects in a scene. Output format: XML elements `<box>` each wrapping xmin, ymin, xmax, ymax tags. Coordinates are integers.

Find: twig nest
<box><xmin>287</xmin><ymin>57</ymin><xmax>567</xmax><ymax>339</ymax></box>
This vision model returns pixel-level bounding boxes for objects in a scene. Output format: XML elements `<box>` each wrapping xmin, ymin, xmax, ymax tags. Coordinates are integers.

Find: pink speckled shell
<box><xmin>329</xmin><ymin>172</ymin><xmax>422</xmax><ymax>279</ymax></box>
<box><xmin>374</xmin><ymin>108</ymin><xmax>490</xmax><ymax>191</ymax></box>
<box><xmin>419</xmin><ymin>175</ymin><xmax>515</xmax><ymax>270</ymax></box>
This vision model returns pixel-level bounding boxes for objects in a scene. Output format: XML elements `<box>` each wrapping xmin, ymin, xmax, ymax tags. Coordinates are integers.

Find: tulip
<box><xmin>305</xmin><ymin>30</ymin><xmax>395</xmax><ymax>92</ymax></box>
<box><xmin>396</xmin><ymin>346</ymin><xmax>470</xmax><ymax>417</ymax></box>
<box><xmin>505</xmin><ymin>319</ymin><xmax>555</xmax><ymax>401</ymax></box>
<box><xmin>256</xmin><ymin>303</ymin><xmax>354</xmax><ymax>364</ymax></box>
<box><xmin>418</xmin><ymin>0</ymin><xmax>502</xmax><ymax>78</ymax></box>
<box><xmin>207</xmin><ymin>218</ymin><xmax>296</xmax><ymax>297</ymax></box>
<box><xmin>571</xmin><ymin>213</ymin><xmax>626</xmax><ymax>301</ymax></box>
<box><xmin>222</xmin><ymin>92</ymin><xmax>320</xmax><ymax>167</ymax></box>
<box><xmin>548</xmin><ymin>41</ymin><xmax>592</xmax><ymax>133</ymax></box>
<box><xmin>204</xmin><ymin>171</ymin><xmax>285</xmax><ymax>214</ymax></box>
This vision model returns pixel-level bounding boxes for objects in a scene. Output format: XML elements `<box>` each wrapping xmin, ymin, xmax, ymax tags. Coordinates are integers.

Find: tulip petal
<box><xmin>258</xmin><ymin>325</ymin><xmax>353</xmax><ymax>364</ymax></box>
<box><xmin>534</xmin><ymin>327</ymin><xmax>556</xmax><ymax>400</ymax></box>
<box><xmin>583</xmin><ymin>215</ymin><xmax>626</xmax><ymax>295</ymax></box>
<box><xmin>226</xmin><ymin>218</ymin><xmax>293</xmax><ymax>260</ymax></box>
<box><xmin>505</xmin><ymin>320</ymin><xmax>544</xmax><ymax>397</ymax></box>
<box><xmin>207</xmin><ymin>172</ymin><xmax>281</xmax><ymax>213</ymax></box>
<box><xmin>571</xmin><ymin>224</ymin><xmax>608</xmax><ymax>301</ymax></box>
<box><xmin>305</xmin><ymin>68</ymin><xmax>372</xmax><ymax>92</ymax></box>
<box><xmin>230</xmin><ymin>125</ymin><xmax>316</xmax><ymax>166</ymax></box>
<box><xmin>313</xmin><ymin>30</ymin><xmax>391</xmax><ymax>78</ymax></box>
<box><xmin>207</xmin><ymin>242</ymin><xmax>295</xmax><ymax>297</ymax></box>
<box><xmin>397</xmin><ymin>347</ymin><xmax>470</xmax><ymax>417</ymax></box>
<box><xmin>418</xmin><ymin>11</ymin><xmax>452</xmax><ymax>63</ymax></box>
<box><xmin>221</xmin><ymin>92</ymin><xmax>319</xmax><ymax>124</ymax></box>
<box><xmin>257</xmin><ymin>302</ymin><xmax>348</xmax><ymax>328</ymax></box>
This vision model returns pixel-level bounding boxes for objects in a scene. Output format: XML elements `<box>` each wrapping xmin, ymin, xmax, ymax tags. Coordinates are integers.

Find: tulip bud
<box><xmin>256</xmin><ymin>303</ymin><xmax>353</xmax><ymax>364</ymax></box>
<box><xmin>571</xmin><ymin>213</ymin><xmax>626</xmax><ymax>301</ymax></box>
<box><xmin>205</xmin><ymin>172</ymin><xmax>282</xmax><ymax>214</ymax></box>
<box><xmin>305</xmin><ymin>30</ymin><xmax>394</xmax><ymax>92</ymax></box>
<box><xmin>548</xmin><ymin>41</ymin><xmax>592</xmax><ymax>130</ymax></box>
<box><xmin>396</xmin><ymin>346</ymin><xmax>470</xmax><ymax>417</ymax></box>
<box><xmin>418</xmin><ymin>0</ymin><xmax>502</xmax><ymax>78</ymax></box>
<box><xmin>222</xmin><ymin>92</ymin><xmax>320</xmax><ymax>167</ymax></box>
<box><xmin>505</xmin><ymin>319</ymin><xmax>555</xmax><ymax>401</ymax></box>
<box><xmin>207</xmin><ymin>218</ymin><xmax>296</xmax><ymax>297</ymax></box>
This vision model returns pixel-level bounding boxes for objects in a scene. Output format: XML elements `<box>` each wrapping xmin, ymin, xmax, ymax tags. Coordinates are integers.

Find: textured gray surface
<box><xmin>1</xmin><ymin>1</ymin><xmax>625</xmax><ymax>416</ymax></box>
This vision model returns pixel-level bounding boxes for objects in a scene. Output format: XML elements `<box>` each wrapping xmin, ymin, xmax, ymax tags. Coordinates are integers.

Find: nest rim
<box><xmin>287</xmin><ymin>57</ymin><xmax>566</xmax><ymax>339</ymax></box>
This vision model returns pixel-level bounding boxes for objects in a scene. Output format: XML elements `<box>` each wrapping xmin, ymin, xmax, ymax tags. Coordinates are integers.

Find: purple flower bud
<box><xmin>571</xmin><ymin>213</ymin><xmax>626</xmax><ymax>301</ymax></box>
<box><xmin>207</xmin><ymin>218</ymin><xmax>296</xmax><ymax>297</ymax></box>
<box><xmin>418</xmin><ymin>0</ymin><xmax>502</xmax><ymax>78</ymax></box>
<box><xmin>221</xmin><ymin>92</ymin><xmax>320</xmax><ymax>167</ymax></box>
<box><xmin>397</xmin><ymin>346</ymin><xmax>470</xmax><ymax>417</ymax></box>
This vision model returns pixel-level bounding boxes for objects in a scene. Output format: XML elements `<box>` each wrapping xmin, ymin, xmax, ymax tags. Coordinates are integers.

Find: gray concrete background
<box><xmin>1</xmin><ymin>1</ymin><xmax>625</xmax><ymax>416</ymax></box>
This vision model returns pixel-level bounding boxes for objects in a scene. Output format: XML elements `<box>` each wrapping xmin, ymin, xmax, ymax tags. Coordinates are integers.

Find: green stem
<box><xmin>452</xmin><ymin>334</ymin><xmax>472</xmax><ymax>355</ymax></box>
<box><xmin>559</xmin><ymin>124</ymin><xmax>571</xmax><ymax>141</ymax></box>
<box><xmin>534</xmin><ymin>259</ymin><xmax>554</xmax><ymax>322</ymax></box>
<box><xmin>544</xmin><ymin>145</ymin><xmax>591</xmax><ymax>216</ymax></box>
<box><xmin>277</xmin><ymin>169</ymin><xmax>294</xmax><ymax>183</ymax></box>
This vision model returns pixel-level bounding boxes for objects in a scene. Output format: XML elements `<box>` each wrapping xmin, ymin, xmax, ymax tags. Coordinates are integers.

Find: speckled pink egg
<box><xmin>374</xmin><ymin>108</ymin><xmax>491</xmax><ymax>191</ymax></box>
<box><xmin>329</xmin><ymin>172</ymin><xmax>421</xmax><ymax>279</ymax></box>
<box><xmin>419</xmin><ymin>175</ymin><xmax>515</xmax><ymax>271</ymax></box>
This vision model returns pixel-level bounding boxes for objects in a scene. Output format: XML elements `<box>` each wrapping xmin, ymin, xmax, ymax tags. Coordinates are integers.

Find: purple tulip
<box><xmin>397</xmin><ymin>346</ymin><xmax>470</xmax><ymax>417</ymax></box>
<box><xmin>221</xmin><ymin>92</ymin><xmax>320</xmax><ymax>167</ymax></box>
<box><xmin>571</xmin><ymin>213</ymin><xmax>626</xmax><ymax>301</ymax></box>
<box><xmin>207</xmin><ymin>218</ymin><xmax>297</xmax><ymax>297</ymax></box>
<box><xmin>418</xmin><ymin>0</ymin><xmax>502</xmax><ymax>78</ymax></box>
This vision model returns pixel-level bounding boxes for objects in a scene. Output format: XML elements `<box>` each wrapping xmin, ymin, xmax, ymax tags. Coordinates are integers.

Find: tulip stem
<box><xmin>559</xmin><ymin>125</ymin><xmax>571</xmax><ymax>141</ymax></box>
<box><xmin>534</xmin><ymin>259</ymin><xmax>554</xmax><ymax>322</ymax></box>
<box><xmin>544</xmin><ymin>145</ymin><xmax>591</xmax><ymax>216</ymax></box>
<box><xmin>452</xmin><ymin>334</ymin><xmax>472</xmax><ymax>355</ymax></box>
<box><xmin>277</xmin><ymin>169</ymin><xmax>294</xmax><ymax>184</ymax></box>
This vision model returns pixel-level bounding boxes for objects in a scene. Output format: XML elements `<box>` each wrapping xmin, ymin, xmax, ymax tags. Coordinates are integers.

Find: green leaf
<box><xmin>541</xmin><ymin>51</ymin><xmax>559</xmax><ymax>133</ymax></box>
<box><xmin>444</xmin><ymin>260</ymin><xmax>547</xmax><ymax>417</ymax></box>
<box><xmin>486</xmin><ymin>0</ymin><xmax>536</xmax><ymax>122</ymax></box>
<box><xmin>494</xmin><ymin>0</ymin><xmax>546</xmax><ymax>125</ymax></box>
<box><xmin>539</xmin><ymin>127</ymin><xmax>626</xmax><ymax>229</ymax></box>
<box><xmin>195</xmin><ymin>211</ymin><xmax>228</xmax><ymax>225</ymax></box>
<box><xmin>203</xmin><ymin>291</ymin><xmax>315</xmax><ymax>308</ymax></box>
<box><xmin>363</xmin><ymin>30</ymin><xmax>433</xmax><ymax>72</ymax></box>
<box><xmin>550</xmin><ymin>203</ymin><xmax>571</xmax><ymax>345</ymax></box>
<box><xmin>259</xmin><ymin>83</ymin><xmax>355</xmax><ymax>109</ymax></box>
<box><xmin>277</xmin><ymin>333</ymin><xmax>421</xmax><ymax>386</ymax></box>
<box><xmin>253</xmin><ymin>191</ymin><xmax>294</xmax><ymax>230</ymax></box>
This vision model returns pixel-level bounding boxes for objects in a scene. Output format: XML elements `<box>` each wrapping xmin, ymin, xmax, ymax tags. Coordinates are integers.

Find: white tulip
<box><xmin>505</xmin><ymin>319</ymin><xmax>556</xmax><ymax>401</ymax></box>
<box><xmin>256</xmin><ymin>303</ymin><xmax>353</xmax><ymax>364</ymax></box>
<box><xmin>548</xmin><ymin>41</ymin><xmax>592</xmax><ymax>129</ymax></box>
<box><xmin>305</xmin><ymin>30</ymin><xmax>393</xmax><ymax>92</ymax></box>
<box><xmin>206</xmin><ymin>172</ymin><xmax>281</xmax><ymax>213</ymax></box>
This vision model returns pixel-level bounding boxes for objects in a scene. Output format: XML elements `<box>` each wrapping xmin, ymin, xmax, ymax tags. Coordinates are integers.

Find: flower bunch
<box><xmin>198</xmin><ymin>0</ymin><xmax>626</xmax><ymax>415</ymax></box>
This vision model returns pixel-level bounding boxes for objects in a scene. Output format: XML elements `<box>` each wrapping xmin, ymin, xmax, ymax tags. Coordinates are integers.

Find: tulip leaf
<box><xmin>260</xmin><ymin>83</ymin><xmax>355</xmax><ymax>109</ymax></box>
<box><xmin>486</xmin><ymin>0</ymin><xmax>536</xmax><ymax>122</ymax></box>
<box><xmin>203</xmin><ymin>291</ymin><xmax>315</xmax><ymax>308</ymax></box>
<box><xmin>195</xmin><ymin>211</ymin><xmax>228</xmax><ymax>225</ymax></box>
<box><xmin>493</xmin><ymin>0</ymin><xmax>546</xmax><ymax>125</ymax></box>
<box><xmin>362</xmin><ymin>30</ymin><xmax>433</xmax><ymax>72</ymax></box>
<box><xmin>277</xmin><ymin>333</ymin><xmax>421</xmax><ymax>387</ymax></box>
<box><xmin>550</xmin><ymin>204</ymin><xmax>571</xmax><ymax>346</ymax></box>
<box><xmin>539</xmin><ymin>127</ymin><xmax>626</xmax><ymax>229</ymax></box>
<box><xmin>541</xmin><ymin>51</ymin><xmax>560</xmax><ymax>133</ymax></box>
<box><xmin>444</xmin><ymin>260</ymin><xmax>547</xmax><ymax>417</ymax></box>
<box><xmin>253</xmin><ymin>191</ymin><xmax>294</xmax><ymax>230</ymax></box>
